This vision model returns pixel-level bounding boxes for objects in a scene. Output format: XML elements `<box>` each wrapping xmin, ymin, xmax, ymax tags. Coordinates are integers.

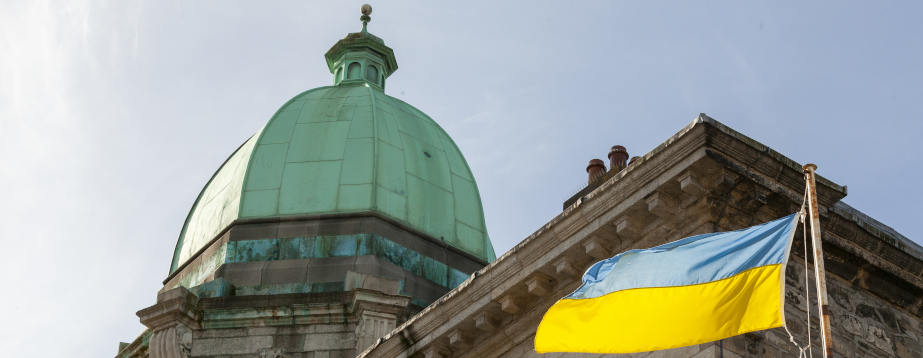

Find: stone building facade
<box><xmin>117</xmin><ymin>9</ymin><xmax>922</xmax><ymax>358</ymax></box>
<box><xmin>356</xmin><ymin>116</ymin><xmax>923</xmax><ymax>358</ymax></box>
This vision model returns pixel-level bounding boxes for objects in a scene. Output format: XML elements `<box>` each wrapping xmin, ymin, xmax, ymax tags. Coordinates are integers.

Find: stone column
<box><xmin>137</xmin><ymin>287</ymin><xmax>200</xmax><ymax>358</ymax></box>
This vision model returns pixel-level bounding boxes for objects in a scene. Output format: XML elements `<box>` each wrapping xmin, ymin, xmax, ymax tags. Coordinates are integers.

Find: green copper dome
<box><xmin>170</xmin><ymin>24</ymin><xmax>494</xmax><ymax>274</ymax></box>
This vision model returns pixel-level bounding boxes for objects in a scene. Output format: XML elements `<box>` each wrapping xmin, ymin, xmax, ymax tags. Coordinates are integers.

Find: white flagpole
<box><xmin>802</xmin><ymin>164</ymin><xmax>834</xmax><ymax>358</ymax></box>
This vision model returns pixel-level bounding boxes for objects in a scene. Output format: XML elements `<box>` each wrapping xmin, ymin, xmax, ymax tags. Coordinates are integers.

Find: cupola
<box><xmin>324</xmin><ymin>4</ymin><xmax>397</xmax><ymax>89</ymax></box>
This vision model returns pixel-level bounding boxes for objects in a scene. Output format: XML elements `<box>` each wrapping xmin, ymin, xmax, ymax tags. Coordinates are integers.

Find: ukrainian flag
<box><xmin>535</xmin><ymin>213</ymin><xmax>799</xmax><ymax>354</ymax></box>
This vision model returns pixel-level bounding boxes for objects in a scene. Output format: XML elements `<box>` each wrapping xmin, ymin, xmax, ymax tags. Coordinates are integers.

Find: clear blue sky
<box><xmin>1</xmin><ymin>1</ymin><xmax>921</xmax><ymax>356</ymax></box>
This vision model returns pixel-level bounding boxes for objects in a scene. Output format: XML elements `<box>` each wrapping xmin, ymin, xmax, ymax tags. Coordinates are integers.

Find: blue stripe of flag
<box><xmin>567</xmin><ymin>213</ymin><xmax>799</xmax><ymax>300</ymax></box>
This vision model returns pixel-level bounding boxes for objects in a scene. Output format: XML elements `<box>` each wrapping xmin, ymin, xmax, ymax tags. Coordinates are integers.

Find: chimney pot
<box><xmin>608</xmin><ymin>145</ymin><xmax>629</xmax><ymax>173</ymax></box>
<box><xmin>586</xmin><ymin>159</ymin><xmax>606</xmax><ymax>185</ymax></box>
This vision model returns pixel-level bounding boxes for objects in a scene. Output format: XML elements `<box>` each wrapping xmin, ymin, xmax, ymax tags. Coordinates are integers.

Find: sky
<box><xmin>1</xmin><ymin>1</ymin><xmax>921</xmax><ymax>357</ymax></box>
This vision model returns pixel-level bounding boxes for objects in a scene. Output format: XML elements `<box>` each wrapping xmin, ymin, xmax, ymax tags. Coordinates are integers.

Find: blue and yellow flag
<box><xmin>535</xmin><ymin>213</ymin><xmax>799</xmax><ymax>354</ymax></box>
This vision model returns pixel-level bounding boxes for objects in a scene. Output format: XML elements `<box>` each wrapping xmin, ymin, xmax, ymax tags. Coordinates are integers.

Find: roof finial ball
<box><xmin>360</xmin><ymin>4</ymin><xmax>372</xmax><ymax>32</ymax></box>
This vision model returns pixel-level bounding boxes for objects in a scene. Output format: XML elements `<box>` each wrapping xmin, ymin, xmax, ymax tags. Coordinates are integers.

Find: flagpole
<box><xmin>802</xmin><ymin>163</ymin><xmax>834</xmax><ymax>358</ymax></box>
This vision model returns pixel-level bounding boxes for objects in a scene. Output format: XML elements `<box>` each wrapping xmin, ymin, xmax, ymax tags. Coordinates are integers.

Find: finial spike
<box><xmin>360</xmin><ymin>4</ymin><xmax>372</xmax><ymax>32</ymax></box>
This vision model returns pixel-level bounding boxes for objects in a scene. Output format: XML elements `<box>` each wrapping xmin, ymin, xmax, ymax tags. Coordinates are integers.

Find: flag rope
<box><xmin>801</xmin><ymin>201</ymin><xmax>814</xmax><ymax>358</ymax></box>
<box><xmin>783</xmin><ymin>190</ymin><xmax>813</xmax><ymax>358</ymax></box>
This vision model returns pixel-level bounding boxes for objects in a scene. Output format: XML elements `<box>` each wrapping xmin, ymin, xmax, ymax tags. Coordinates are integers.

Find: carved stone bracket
<box><xmin>350</xmin><ymin>288</ymin><xmax>411</xmax><ymax>353</ymax></box>
<box><xmin>553</xmin><ymin>257</ymin><xmax>578</xmax><ymax>278</ymax></box>
<box><xmin>447</xmin><ymin>329</ymin><xmax>469</xmax><ymax>350</ymax></box>
<box><xmin>422</xmin><ymin>342</ymin><xmax>451</xmax><ymax>358</ymax></box>
<box><xmin>355</xmin><ymin>310</ymin><xmax>398</xmax><ymax>354</ymax></box>
<box><xmin>349</xmin><ymin>288</ymin><xmax>411</xmax><ymax>318</ymax></box>
<box><xmin>646</xmin><ymin>191</ymin><xmax>679</xmax><ymax>219</ymax></box>
<box><xmin>137</xmin><ymin>286</ymin><xmax>201</xmax><ymax>358</ymax></box>
<box><xmin>497</xmin><ymin>294</ymin><xmax>519</xmax><ymax>315</ymax></box>
<box><xmin>473</xmin><ymin>311</ymin><xmax>497</xmax><ymax>332</ymax></box>
<box><xmin>614</xmin><ymin>216</ymin><xmax>641</xmax><ymax>238</ymax></box>
<box><xmin>679</xmin><ymin>170</ymin><xmax>705</xmax><ymax>198</ymax></box>
<box><xmin>524</xmin><ymin>273</ymin><xmax>555</xmax><ymax>297</ymax></box>
<box><xmin>583</xmin><ymin>236</ymin><xmax>610</xmax><ymax>260</ymax></box>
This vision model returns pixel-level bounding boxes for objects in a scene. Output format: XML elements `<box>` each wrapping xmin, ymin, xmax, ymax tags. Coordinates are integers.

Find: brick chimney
<box><xmin>586</xmin><ymin>159</ymin><xmax>606</xmax><ymax>185</ymax></box>
<box><xmin>608</xmin><ymin>145</ymin><xmax>629</xmax><ymax>173</ymax></box>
